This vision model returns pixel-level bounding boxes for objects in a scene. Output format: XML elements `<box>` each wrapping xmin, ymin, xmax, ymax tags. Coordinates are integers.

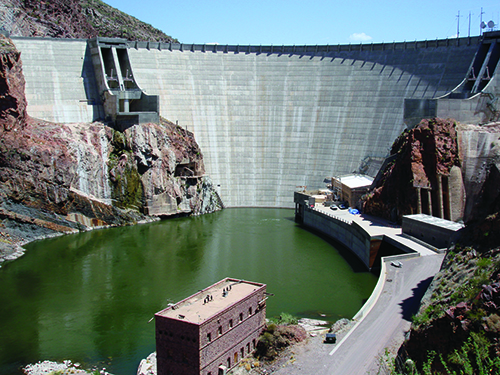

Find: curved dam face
<box><xmin>13</xmin><ymin>37</ymin><xmax>480</xmax><ymax>208</ymax></box>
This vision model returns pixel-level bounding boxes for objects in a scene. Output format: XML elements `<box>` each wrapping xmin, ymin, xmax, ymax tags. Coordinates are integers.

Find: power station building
<box><xmin>155</xmin><ymin>278</ymin><xmax>267</xmax><ymax>375</ymax></box>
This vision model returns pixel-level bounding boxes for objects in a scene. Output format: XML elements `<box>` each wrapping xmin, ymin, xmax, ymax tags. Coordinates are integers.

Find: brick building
<box><xmin>155</xmin><ymin>278</ymin><xmax>267</xmax><ymax>375</ymax></box>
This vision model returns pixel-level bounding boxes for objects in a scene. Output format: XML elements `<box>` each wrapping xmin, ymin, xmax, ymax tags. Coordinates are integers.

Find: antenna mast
<box><xmin>480</xmin><ymin>7</ymin><xmax>485</xmax><ymax>35</ymax></box>
<box><xmin>456</xmin><ymin>10</ymin><xmax>461</xmax><ymax>38</ymax></box>
<box><xmin>468</xmin><ymin>11</ymin><xmax>472</xmax><ymax>37</ymax></box>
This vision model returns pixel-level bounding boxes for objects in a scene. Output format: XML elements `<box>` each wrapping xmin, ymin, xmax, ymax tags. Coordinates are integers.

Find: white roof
<box><xmin>403</xmin><ymin>214</ymin><xmax>465</xmax><ymax>231</ymax></box>
<box><xmin>338</xmin><ymin>175</ymin><xmax>373</xmax><ymax>189</ymax></box>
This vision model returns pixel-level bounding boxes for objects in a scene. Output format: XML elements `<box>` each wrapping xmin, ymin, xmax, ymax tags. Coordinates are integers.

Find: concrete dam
<box><xmin>12</xmin><ymin>36</ymin><xmax>491</xmax><ymax>208</ymax></box>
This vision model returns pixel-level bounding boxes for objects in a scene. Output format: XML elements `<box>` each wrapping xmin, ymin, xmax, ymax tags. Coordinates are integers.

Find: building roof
<box><xmin>337</xmin><ymin>175</ymin><xmax>374</xmax><ymax>189</ymax></box>
<box><xmin>156</xmin><ymin>278</ymin><xmax>265</xmax><ymax>325</ymax></box>
<box><xmin>403</xmin><ymin>214</ymin><xmax>465</xmax><ymax>232</ymax></box>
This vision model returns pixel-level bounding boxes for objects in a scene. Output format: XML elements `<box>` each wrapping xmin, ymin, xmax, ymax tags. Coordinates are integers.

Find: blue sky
<box><xmin>104</xmin><ymin>0</ymin><xmax>500</xmax><ymax>45</ymax></box>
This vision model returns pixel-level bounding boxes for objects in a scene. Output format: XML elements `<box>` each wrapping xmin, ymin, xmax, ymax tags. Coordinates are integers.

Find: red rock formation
<box><xmin>18</xmin><ymin>0</ymin><xmax>96</xmax><ymax>39</ymax></box>
<box><xmin>363</xmin><ymin>118</ymin><xmax>460</xmax><ymax>222</ymax></box>
<box><xmin>0</xmin><ymin>35</ymin><xmax>27</xmax><ymax>133</ymax></box>
<box><xmin>3</xmin><ymin>0</ymin><xmax>177</xmax><ymax>42</ymax></box>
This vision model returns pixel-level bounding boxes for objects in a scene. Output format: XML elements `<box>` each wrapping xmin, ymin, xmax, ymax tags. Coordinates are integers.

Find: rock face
<box><xmin>399</xmin><ymin>225</ymin><xmax>500</xmax><ymax>373</ymax></box>
<box><xmin>373</xmin><ymin>120</ymin><xmax>500</xmax><ymax>373</ymax></box>
<box><xmin>0</xmin><ymin>36</ymin><xmax>26</xmax><ymax>132</ymax></box>
<box><xmin>457</xmin><ymin>123</ymin><xmax>500</xmax><ymax>223</ymax></box>
<box><xmin>363</xmin><ymin>118</ymin><xmax>500</xmax><ymax>224</ymax></box>
<box><xmin>1</xmin><ymin>0</ymin><xmax>177</xmax><ymax>42</ymax></box>
<box><xmin>363</xmin><ymin>118</ymin><xmax>461</xmax><ymax>222</ymax></box>
<box><xmin>0</xmin><ymin>35</ymin><xmax>221</xmax><ymax>263</ymax></box>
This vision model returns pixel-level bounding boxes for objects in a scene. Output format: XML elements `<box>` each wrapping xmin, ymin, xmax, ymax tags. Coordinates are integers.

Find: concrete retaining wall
<box><xmin>13</xmin><ymin>37</ymin><xmax>480</xmax><ymax>207</ymax></box>
<box><xmin>303</xmin><ymin>208</ymin><xmax>371</xmax><ymax>268</ymax></box>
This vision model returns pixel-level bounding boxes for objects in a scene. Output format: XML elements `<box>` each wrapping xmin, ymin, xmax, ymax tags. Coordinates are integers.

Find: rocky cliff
<box><xmin>0</xmin><ymin>0</ymin><xmax>178</xmax><ymax>42</ymax></box>
<box><xmin>361</xmin><ymin>116</ymin><xmax>500</xmax><ymax>373</ymax></box>
<box><xmin>363</xmin><ymin>118</ymin><xmax>462</xmax><ymax>222</ymax></box>
<box><xmin>363</xmin><ymin>118</ymin><xmax>500</xmax><ymax>224</ymax></box>
<box><xmin>0</xmin><ymin>35</ymin><xmax>221</xmax><ymax>265</ymax></box>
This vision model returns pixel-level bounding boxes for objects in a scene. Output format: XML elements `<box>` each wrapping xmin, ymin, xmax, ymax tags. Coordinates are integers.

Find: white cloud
<box><xmin>349</xmin><ymin>32</ymin><xmax>373</xmax><ymax>42</ymax></box>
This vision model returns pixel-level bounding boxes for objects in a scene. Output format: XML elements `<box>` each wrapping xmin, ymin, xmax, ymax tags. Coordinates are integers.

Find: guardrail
<box><xmin>127</xmin><ymin>36</ymin><xmax>481</xmax><ymax>56</ymax></box>
<box><xmin>310</xmin><ymin>206</ymin><xmax>353</xmax><ymax>225</ymax></box>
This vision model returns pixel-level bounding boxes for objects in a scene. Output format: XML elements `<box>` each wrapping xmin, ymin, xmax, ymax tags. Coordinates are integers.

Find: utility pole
<box><xmin>456</xmin><ymin>10</ymin><xmax>461</xmax><ymax>38</ymax></box>
<box><xmin>468</xmin><ymin>11</ymin><xmax>472</xmax><ymax>37</ymax></box>
<box><xmin>480</xmin><ymin>7</ymin><xmax>485</xmax><ymax>35</ymax></box>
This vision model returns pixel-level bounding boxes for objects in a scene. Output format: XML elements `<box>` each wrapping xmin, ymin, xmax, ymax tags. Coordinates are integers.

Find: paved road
<box><xmin>273</xmin><ymin>253</ymin><xmax>445</xmax><ymax>374</ymax></box>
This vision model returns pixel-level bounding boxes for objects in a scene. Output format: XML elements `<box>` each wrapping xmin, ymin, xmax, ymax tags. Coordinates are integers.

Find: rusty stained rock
<box><xmin>363</xmin><ymin>118</ymin><xmax>460</xmax><ymax>222</ymax></box>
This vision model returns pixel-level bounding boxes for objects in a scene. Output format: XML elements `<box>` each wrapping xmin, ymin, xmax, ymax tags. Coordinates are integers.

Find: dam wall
<box><xmin>13</xmin><ymin>37</ymin><xmax>480</xmax><ymax>208</ymax></box>
<box><xmin>13</xmin><ymin>37</ymin><xmax>104</xmax><ymax>123</ymax></box>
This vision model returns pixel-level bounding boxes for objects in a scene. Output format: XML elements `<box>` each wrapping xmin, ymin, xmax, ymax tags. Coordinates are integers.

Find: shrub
<box><xmin>268</xmin><ymin>312</ymin><xmax>298</xmax><ymax>325</ymax></box>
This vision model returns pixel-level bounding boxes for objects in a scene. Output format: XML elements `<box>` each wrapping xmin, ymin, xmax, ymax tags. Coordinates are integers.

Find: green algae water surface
<box><xmin>0</xmin><ymin>208</ymin><xmax>376</xmax><ymax>374</ymax></box>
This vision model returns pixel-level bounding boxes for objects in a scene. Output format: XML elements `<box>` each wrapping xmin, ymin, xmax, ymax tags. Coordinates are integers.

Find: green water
<box><xmin>0</xmin><ymin>208</ymin><xmax>376</xmax><ymax>374</ymax></box>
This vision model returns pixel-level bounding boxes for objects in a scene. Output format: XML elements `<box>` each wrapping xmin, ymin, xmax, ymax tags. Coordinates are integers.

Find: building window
<box><xmin>229</xmin><ymin>319</ymin><xmax>233</xmax><ymax>328</ymax></box>
<box><xmin>240</xmin><ymin>348</ymin><xmax>244</xmax><ymax>358</ymax></box>
<box><xmin>218</xmin><ymin>326</ymin><xmax>222</xmax><ymax>336</ymax></box>
<box><xmin>227</xmin><ymin>357</ymin><xmax>231</xmax><ymax>368</ymax></box>
<box><xmin>252</xmin><ymin>339</ymin><xmax>256</xmax><ymax>349</ymax></box>
<box><xmin>207</xmin><ymin>333</ymin><xmax>211</xmax><ymax>343</ymax></box>
<box><xmin>246</xmin><ymin>343</ymin><xmax>250</xmax><ymax>353</ymax></box>
<box><xmin>248</xmin><ymin>307</ymin><xmax>252</xmax><ymax>316</ymax></box>
<box><xmin>239</xmin><ymin>313</ymin><xmax>243</xmax><ymax>322</ymax></box>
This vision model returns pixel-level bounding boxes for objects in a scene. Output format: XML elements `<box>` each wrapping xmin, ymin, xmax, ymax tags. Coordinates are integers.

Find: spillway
<box><xmin>13</xmin><ymin>37</ymin><xmax>480</xmax><ymax>207</ymax></box>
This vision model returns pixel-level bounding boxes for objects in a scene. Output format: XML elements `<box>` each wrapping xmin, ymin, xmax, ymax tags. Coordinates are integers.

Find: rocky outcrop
<box><xmin>363</xmin><ymin>118</ymin><xmax>461</xmax><ymax>222</ymax></box>
<box><xmin>363</xmin><ymin>118</ymin><xmax>500</xmax><ymax>224</ymax></box>
<box><xmin>0</xmin><ymin>36</ymin><xmax>26</xmax><ymax>133</ymax></box>
<box><xmin>0</xmin><ymin>35</ymin><xmax>221</xmax><ymax>265</ymax></box>
<box><xmin>399</xmin><ymin>236</ymin><xmax>500</xmax><ymax>373</ymax></box>
<box><xmin>361</xmin><ymin>117</ymin><xmax>500</xmax><ymax>372</ymax></box>
<box><xmin>108</xmin><ymin>119</ymin><xmax>222</xmax><ymax>217</ymax></box>
<box><xmin>1</xmin><ymin>0</ymin><xmax>178</xmax><ymax>42</ymax></box>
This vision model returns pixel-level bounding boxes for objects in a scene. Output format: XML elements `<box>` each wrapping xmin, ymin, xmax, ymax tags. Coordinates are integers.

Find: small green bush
<box><xmin>268</xmin><ymin>312</ymin><xmax>298</xmax><ymax>325</ymax></box>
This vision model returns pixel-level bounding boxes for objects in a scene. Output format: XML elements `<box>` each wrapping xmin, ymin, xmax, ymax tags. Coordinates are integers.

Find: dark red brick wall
<box><xmin>200</xmin><ymin>289</ymin><xmax>266</xmax><ymax>374</ymax></box>
<box><xmin>156</xmin><ymin>281</ymin><xmax>266</xmax><ymax>375</ymax></box>
<box><xmin>156</xmin><ymin>317</ymin><xmax>200</xmax><ymax>375</ymax></box>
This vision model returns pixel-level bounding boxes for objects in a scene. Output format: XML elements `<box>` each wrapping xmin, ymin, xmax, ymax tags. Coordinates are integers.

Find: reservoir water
<box><xmin>0</xmin><ymin>208</ymin><xmax>376</xmax><ymax>374</ymax></box>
